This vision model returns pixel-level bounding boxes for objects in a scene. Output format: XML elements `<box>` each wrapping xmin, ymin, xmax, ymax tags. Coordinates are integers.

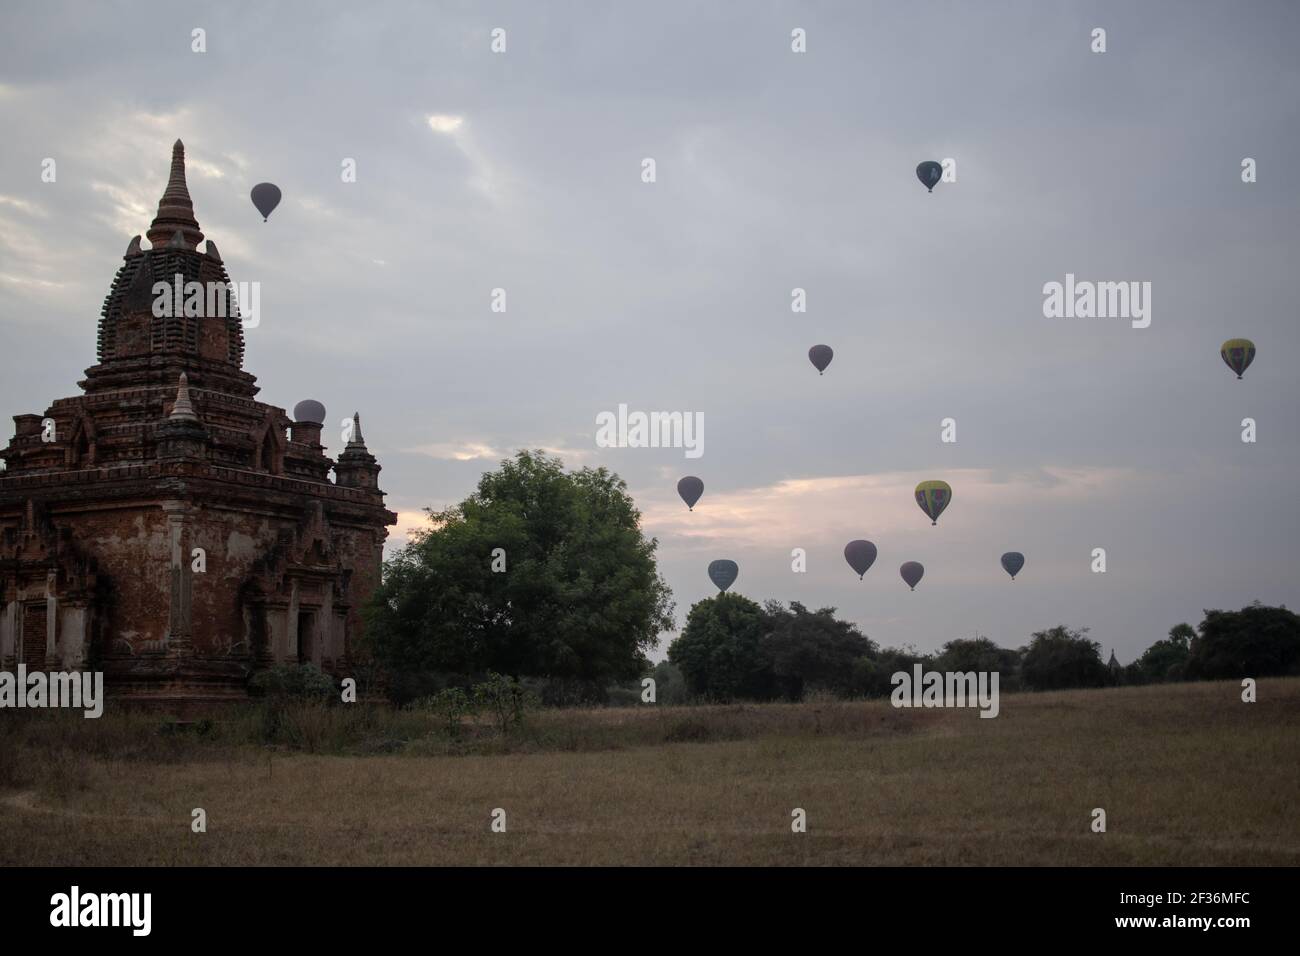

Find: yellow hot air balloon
<box><xmin>915</xmin><ymin>480</ymin><xmax>951</xmax><ymax>526</ymax></box>
<box><xmin>1220</xmin><ymin>338</ymin><xmax>1256</xmax><ymax>380</ymax></box>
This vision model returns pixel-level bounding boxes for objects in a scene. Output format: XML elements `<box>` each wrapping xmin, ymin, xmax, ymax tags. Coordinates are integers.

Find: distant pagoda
<box><xmin>0</xmin><ymin>141</ymin><xmax>396</xmax><ymax>705</ymax></box>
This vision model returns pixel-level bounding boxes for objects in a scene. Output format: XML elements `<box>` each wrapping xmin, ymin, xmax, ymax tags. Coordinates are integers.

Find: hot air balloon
<box><xmin>844</xmin><ymin>540</ymin><xmax>878</xmax><ymax>579</ymax></box>
<box><xmin>1220</xmin><ymin>338</ymin><xmax>1256</xmax><ymax>380</ymax></box>
<box><xmin>914</xmin><ymin>480</ymin><xmax>951</xmax><ymax>526</ymax></box>
<box><xmin>808</xmin><ymin>344</ymin><xmax>833</xmax><ymax>375</ymax></box>
<box><xmin>708</xmin><ymin>559</ymin><xmax>738</xmax><ymax>593</ymax></box>
<box><xmin>916</xmin><ymin>161</ymin><xmax>942</xmax><ymax>193</ymax></box>
<box><xmin>900</xmin><ymin>561</ymin><xmax>924</xmax><ymax>591</ymax></box>
<box><xmin>250</xmin><ymin>182</ymin><xmax>282</xmax><ymax>221</ymax></box>
<box><xmin>677</xmin><ymin>476</ymin><xmax>704</xmax><ymax>511</ymax></box>
<box><xmin>1000</xmin><ymin>551</ymin><xmax>1025</xmax><ymax>580</ymax></box>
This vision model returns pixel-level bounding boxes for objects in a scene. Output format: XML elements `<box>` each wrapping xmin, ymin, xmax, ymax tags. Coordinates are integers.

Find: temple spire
<box><xmin>336</xmin><ymin>411</ymin><xmax>380</xmax><ymax>490</ymax></box>
<box><xmin>348</xmin><ymin>412</ymin><xmax>366</xmax><ymax>448</ymax></box>
<box><xmin>169</xmin><ymin>373</ymin><xmax>200</xmax><ymax>422</ymax></box>
<box><xmin>146</xmin><ymin>140</ymin><xmax>204</xmax><ymax>249</ymax></box>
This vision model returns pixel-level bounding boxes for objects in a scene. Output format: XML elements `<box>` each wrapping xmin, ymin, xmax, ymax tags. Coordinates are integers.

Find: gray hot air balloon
<box><xmin>900</xmin><ymin>561</ymin><xmax>924</xmax><ymax>591</ymax></box>
<box><xmin>916</xmin><ymin>161</ymin><xmax>942</xmax><ymax>192</ymax></box>
<box><xmin>250</xmin><ymin>182</ymin><xmax>282</xmax><ymax>221</ymax></box>
<box><xmin>708</xmin><ymin>559</ymin><xmax>739</xmax><ymax>593</ymax></box>
<box><xmin>1000</xmin><ymin>551</ymin><xmax>1025</xmax><ymax>580</ymax></box>
<box><xmin>808</xmin><ymin>344</ymin><xmax>834</xmax><ymax>375</ymax></box>
<box><xmin>677</xmin><ymin>476</ymin><xmax>704</xmax><ymax>511</ymax></box>
<box><xmin>843</xmin><ymin>540</ymin><xmax>878</xmax><ymax>579</ymax></box>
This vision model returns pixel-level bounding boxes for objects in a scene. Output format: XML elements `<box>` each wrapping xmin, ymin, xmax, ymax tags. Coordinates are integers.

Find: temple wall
<box><xmin>187</xmin><ymin>509</ymin><xmax>279</xmax><ymax>656</ymax></box>
<box><xmin>57</xmin><ymin>605</ymin><xmax>88</xmax><ymax>669</ymax></box>
<box><xmin>74</xmin><ymin>508</ymin><xmax>171</xmax><ymax>652</ymax></box>
<box><xmin>184</xmin><ymin>502</ymin><xmax>385</xmax><ymax>667</ymax></box>
<box><xmin>0</xmin><ymin>599</ymin><xmax>15</xmax><ymax>663</ymax></box>
<box><xmin>331</xmin><ymin>524</ymin><xmax>385</xmax><ymax>669</ymax></box>
<box><xmin>0</xmin><ymin>495</ymin><xmax>388</xmax><ymax>677</ymax></box>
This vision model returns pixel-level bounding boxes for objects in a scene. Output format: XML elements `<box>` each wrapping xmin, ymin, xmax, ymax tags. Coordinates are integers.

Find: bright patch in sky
<box><xmin>426</xmin><ymin>114</ymin><xmax>464</xmax><ymax>134</ymax></box>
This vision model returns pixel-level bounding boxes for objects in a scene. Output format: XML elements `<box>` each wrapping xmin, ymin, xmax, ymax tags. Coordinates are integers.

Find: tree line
<box><xmin>363</xmin><ymin>451</ymin><xmax>1300</xmax><ymax>705</ymax></box>
<box><xmin>662</xmin><ymin>595</ymin><xmax>1300</xmax><ymax>703</ymax></box>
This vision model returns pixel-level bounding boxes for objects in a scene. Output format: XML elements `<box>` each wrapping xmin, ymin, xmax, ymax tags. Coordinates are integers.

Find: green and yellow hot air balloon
<box><xmin>1220</xmin><ymin>338</ymin><xmax>1256</xmax><ymax>380</ymax></box>
<box><xmin>914</xmin><ymin>480</ymin><xmax>952</xmax><ymax>526</ymax></box>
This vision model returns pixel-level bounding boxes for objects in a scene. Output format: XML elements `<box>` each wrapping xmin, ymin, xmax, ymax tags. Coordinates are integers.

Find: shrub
<box><xmin>473</xmin><ymin>672</ymin><xmax>533</xmax><ymax>734</ymax></box>
<box><xmin>604</xmin><ymin>684</ymin><xmax>643</xmax><ymax>707</ymax></box>
<box><xmin>418</xmin><ymin>687</ymin><xmax>476</xmax><ymax>738</ymax></box>
<box><xmin>650</xmin><ymin>660</ymin><xmax>690</xmax><ymax>705</ymax></box>
<box><xmin>249</xmin><ymin>663</ymin><xmax>337</xmax><ymax>701</ymax></box>
<box><xmin>521</xmin><ymin>677</ymin><xmax>608</xmax><ymax>708</ymax></box>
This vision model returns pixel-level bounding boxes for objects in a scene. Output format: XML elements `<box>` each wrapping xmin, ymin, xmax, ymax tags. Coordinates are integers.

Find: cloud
<box><xmin>638</xmin><ymin>467</ymin><xmax>1142</xmax><ymax>551</ymax></box>
<box><xmin>90</xmin><ymin>180</ymin><xmax>154</xmax><ymax>237</ymax></box>
<box><xmin>421</xmin><ymin>111</ymin><xmax>512</xmax><ymax>203</ymax></box>
<box><xmin>186</xmin><ymin>157</ymin><xmax>227</xmax><ymax>180</ymax></box>
<box><xmin>296</xmin><ymin>195</ymin><xmax>338</xmax><ymax>217</ymax></box>
<box><xmin>0</xmin><ymin>195</ymin><xmax>47</xmax><ymax>217</ymax></box>
<box><xmin>0</xmin><ymin>272</ymin><xmax>63</xmax><ymax>290</ymax></box>
<box><xmin>386</xmin><ymin>509</ymin><xmax>437</xmax><ymax>550</ymax></box>
<box><xmin>405</xmin><ymin>441</ymin><xmax>504</xmax><ymax>461</ymax></box>
<box><xmin>426</xmin><ymin>114</ymin><xmax>464</xmax><ymax>134</ymax></box>
<box><xmin>402</xmin><ymin>440</ymin><xmax>597</xmax><ymax>464</ymax></box>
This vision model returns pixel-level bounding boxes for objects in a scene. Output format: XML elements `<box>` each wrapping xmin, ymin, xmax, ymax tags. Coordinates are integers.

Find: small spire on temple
<box><xmin>335</xmin><ymin>411</ymin><xmax>380</xmax><ymax>490</ymax></box>
<box><xmin>348</xmin><ymin>412</ymin><xmax>366</xmax><ymax>447</ymax></box>
<box><xmin>125</xmin><ymin>235</ymin><xmax>142</xmax><ymax>257</ymax></box>
<box><xmin>169</xmin><ymin>373</ymin><xmax>200</xmax><ymax>422</ymax></box>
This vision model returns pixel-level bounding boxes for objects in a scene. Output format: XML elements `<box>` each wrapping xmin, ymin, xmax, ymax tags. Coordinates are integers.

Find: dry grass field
<box><xmin>1</xmin><ymin>678</ymin><xmax>1297</xmax><ymax>866</ymax></box>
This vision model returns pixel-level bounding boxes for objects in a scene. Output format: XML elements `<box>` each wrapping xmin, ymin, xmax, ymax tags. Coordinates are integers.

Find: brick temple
<box><xmin>0</xmin><ymin>140</ymin><xmax>396</xmax><ymax>704</ymax></box>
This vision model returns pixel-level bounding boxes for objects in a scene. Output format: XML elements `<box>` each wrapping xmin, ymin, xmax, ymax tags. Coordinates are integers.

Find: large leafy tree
<box><xmin>1019</xmin><ymin>625</ymin><xmax>1109</xmax><ymax>690</ymax></box>
<box><xmin>1126</xmin><ymin>623</ymin><xmax>1193</xmax><ymax>684</ymax></box>
<box><xmin>853</xmin><ymin>645</ymin><xmax>929</xmax><ymax>698</ymax></box>
<box><xmin>365</xmin><ymin>450</ymin><xmax>674</xmax><ymax>684</ymax></box>
<box><xmin>761</xmin><ymin>601</ymin><xmax>874</xmax><ymax>699</ymax></box>
<box><xmin>934</xmin><ymin>636</ymin><xmax>1023</xmax><ymax>691</ymax></box>
<box><xmin>1186</xmin><ymin>603</ymin><xmax>1300</xmax><ymax>679</ymax></box>
<box><xmin>668</xmin><ymin>597</ymin><xmax>874</xmax><ymax>701</ymax></box>
<box><xmin>668</xmin><ymin>593</ymin><xmax>772</xmax><ymax>701</ymax></box>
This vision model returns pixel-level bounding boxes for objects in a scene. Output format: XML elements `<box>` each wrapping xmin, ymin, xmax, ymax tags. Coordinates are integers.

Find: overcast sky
<box><xmin>2</xmin><ymin>0</ymin><xmax>1298</xmax><ymax>662</ymax></box>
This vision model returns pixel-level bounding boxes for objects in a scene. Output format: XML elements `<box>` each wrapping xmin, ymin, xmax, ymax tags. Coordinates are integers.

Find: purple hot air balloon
<box><xmin>808</xmin><ymin>345</ymin><xmax>833</xmax><ymax>375</ymax></box>
<box><xmin>677</xmin><ymin>476</ymin><xmax>704</xmax><ymax>511</ymax></box>
<box><xmin>844</xmin><ymin>540</ymin><xmax>878</xmax><ymax>579</ymax></box>
<box><xmin>708</xmin><ymin>559</ymin><xmax>738</xmax><ymax>593</ymax></box>
<box><xmin>900</xmin><ymin>561</ymin><xmax>924</xmax><ymax>591</ymax></box>
<box><xmin>250</xmin><ymin>182</ymin><xmax>282</xmax><ymax>221</ymax></box>
<box><xmin>1001</xmin><ymin>551</ymin><xmax>1025</xmax><ymax>581</ymax></box>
